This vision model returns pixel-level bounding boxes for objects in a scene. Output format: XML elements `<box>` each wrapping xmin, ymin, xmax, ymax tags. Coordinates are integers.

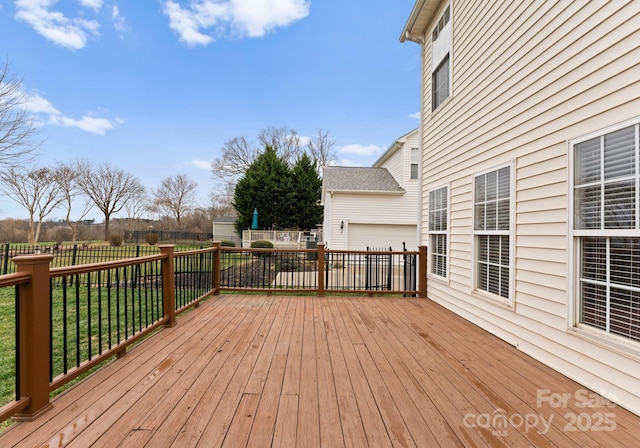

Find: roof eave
<box><xmin>400</xmin><ymin>0</ymin><xmax>441</xmax><ymax>43</ymax></box>
<box><xmin>373</xmin><ymin>127</ymin><xmax>419</xmax><ymax>167</ymax></box>
<box><xmin>327</xmin><ymin>189</ymin><xmax>406</xmax><ymax>196</ymax></box>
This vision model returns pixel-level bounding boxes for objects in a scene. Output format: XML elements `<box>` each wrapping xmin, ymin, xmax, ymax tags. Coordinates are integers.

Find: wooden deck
<box><xmin>1</xmin><ymin>295</ymin><xmax>639</xmax><ymax>447</ymax></box>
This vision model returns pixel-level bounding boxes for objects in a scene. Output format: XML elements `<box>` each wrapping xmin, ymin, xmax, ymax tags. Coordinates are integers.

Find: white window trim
<box><xmin>568</xmin><ymin>116</ymin><xmax>640</xmax><ymax>352</ymax></box>
<box><xmin>471</xmin><ymin>162</ymin><xmax>515</xmax><ymax>307</ymax></box>
<box><xmin>427</xmin><ymin>184</ymin><xmax>450</xmax><ymax>281</ymax></box>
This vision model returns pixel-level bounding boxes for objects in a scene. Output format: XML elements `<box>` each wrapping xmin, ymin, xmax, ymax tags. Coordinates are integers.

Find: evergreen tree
<box><xmin>290</xmin><ymin>154</ymin><xmax>323</xmax><ymax>229</ymax></box>
<box><xmin>232</xmin><ymin>146</ymin><xmax>293</xmax><ymax>234</ymax></box>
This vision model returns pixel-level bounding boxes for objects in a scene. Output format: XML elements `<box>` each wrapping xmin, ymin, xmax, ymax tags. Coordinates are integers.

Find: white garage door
<box><xmin>347</xmin><ymin>224</ymin><xmax>417</xmax><ymax>251</ymax></box>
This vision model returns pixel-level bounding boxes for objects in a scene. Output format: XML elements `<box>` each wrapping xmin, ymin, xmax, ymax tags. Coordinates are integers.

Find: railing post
<box><xmin>212</xmin><ymin>241</ymin><xmax>221</xmax><ymax>295</ymax></box>
<box><xmin>159</xmin><ymin>245</ymin><xmax>176</xmax><ymax>327</ymax></box>
<box><xmin>13</xmin><ymin>254</ymin><xmax>54</xmax><ymax>421</ymax></box>
<box><xmin>418</xmin><ymin>245</ymin><xmax>428</xmax><ymax>298</ymax></box>
<box><xmin>317</xmin><ymin>243</ymin><xmax>325</xmax><ymax>297</ymax></box>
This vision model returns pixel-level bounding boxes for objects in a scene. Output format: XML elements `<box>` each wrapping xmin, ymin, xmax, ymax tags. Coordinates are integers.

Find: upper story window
<box><xmin>431</xmin><ymin>5</ymin><xmax>451</xmax><ymax>111</ymax></box>
<box><xmin>410</xmin><ymin>147</ymin><xmax>419</xmax><ymax>180</ymax></box>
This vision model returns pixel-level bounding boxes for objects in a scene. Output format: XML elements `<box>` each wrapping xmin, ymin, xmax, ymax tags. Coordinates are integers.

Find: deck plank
<box><xmin>296</xmin><ymin>297</ymin><xmax>320</xmax><ymax>447</ymax></box>
<box><xmin>1</xmin><ymin>295</ymin><xmax>639</xmax><ymax>447</ymax></box>
<box><xmin>319</xmin><ymin>297</ymin><xmax>369</xmax><ymax>447</ymax></box>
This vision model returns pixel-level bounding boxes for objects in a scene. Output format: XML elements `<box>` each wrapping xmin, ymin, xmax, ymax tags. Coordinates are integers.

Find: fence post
<box><xmin>212</xmin><ymin>241</ymin><xmax>221</xmax><ymax>295</ymax></box>
<box><xmin>317</xmin><ymin>243</ymin><xmax>325</xmax><ymax>297</ymax></box>
<box><xmin>159</xmin><ymin>245</ymin><xmax>176</xmax><ymax>327</ymax></box>
<box><xmin>13</xmin><ymin>254</ymin><xmax>54</xmax><ymax>421</ymax></box>
<box><xmin>418</xmin><ymin>245</ymin><xmax>428</xmax><ymax>298</ymax></box>
<box><xmin>2</xmin><ymin>243</ymin><xmax>9</xmax><ymax>275</ymax></box>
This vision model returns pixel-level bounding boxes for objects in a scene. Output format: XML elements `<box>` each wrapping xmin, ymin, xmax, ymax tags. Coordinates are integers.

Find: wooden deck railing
<box><xmin>0</xmin><ymin>243</ymin><xmax>425</xmax><ymax>424</ymax></box>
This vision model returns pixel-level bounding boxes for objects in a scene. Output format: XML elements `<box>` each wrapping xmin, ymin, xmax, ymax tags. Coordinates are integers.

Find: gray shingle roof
<box><xmin>323</xmin><ymin>166</ymin><xmax>404</xmax><ymax>192</ymax></box>
<box><xmin>213</xmin><ymin>216</ymin><xmax>237</xmax><ymax>223</ymax></box>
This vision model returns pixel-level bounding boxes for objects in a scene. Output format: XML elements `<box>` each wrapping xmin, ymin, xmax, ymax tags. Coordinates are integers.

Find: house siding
<box><xmin>383</xmin><ymin>148</ymin><xmax>403</xmax><ymax>185</ymax></box>
<box><xmin>419</xmin><ymin>0</ymin><xmax>640</xmax><ymax>414</ymax></box>
<box><xmin>328</xmin><ymin>191</ymin><xmax>417</xmax><ymax>249</ymax></box>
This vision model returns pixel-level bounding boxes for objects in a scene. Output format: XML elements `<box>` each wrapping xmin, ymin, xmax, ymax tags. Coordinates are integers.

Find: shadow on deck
<box><xmin>1</xmin><ymin>294</ymin><xmax>638</xmax><ymax>447</ymax></box>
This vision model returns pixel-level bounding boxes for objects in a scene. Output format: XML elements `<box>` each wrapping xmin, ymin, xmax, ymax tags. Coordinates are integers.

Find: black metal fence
<box><xmin>0</xmin><ymin>244</ymin><xmax>162</xmax><ymax>275</ymax></box>
<box><xmin>125</xmin><ymin>230</ymin><xmax>211</xmax><ymax>244</ymax></box>
<box><xmin>174</xmin><ymin>250</ymin><xmax>214</xmax><ymax>311</ymax></box>
<box><xmin>220</xmin><ymin>246</ymin><xmax>419</xmax><ymax>294</ymax></box>
<box><xmin>49</xmin><ymin>258</ymin><xmax>165</xmax><ymax>382</ymax></box>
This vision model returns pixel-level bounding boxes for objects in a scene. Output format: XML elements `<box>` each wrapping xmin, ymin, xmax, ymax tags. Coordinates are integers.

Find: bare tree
<box><xmin>76</xmin><ymin>161</ymin><xmax>145</xmax><ymax>240</ymax></box>
<box><xmin>124</xmin><ymin>191</ymin><xmax>150</xmax><ymax>225</ymax></box>
<box><xmin>258</xmin><ymin>126</ymin><xmax>303</xmax><ymax>164</ymax></box>
<box><xmin>0</xmin><ymin>59</ymin><xmax>39</xmax><ymax>167</ymax></box>
<box><xmin>55</xmin><ymin>161</ymin><xmax>93</xmax><ymax>242</ymax></box>
<box><xmin>209</xmin><ymin>182</ymin><xmax>235</xmax><ymax>216</ymax></box>
<box><xmin>307</xmin><ymin>128</ymin><xmax>337</xmax><ymax>174</ymax></box>
<box><xmin>0</xmin><ymin>166</ymin><xmax>65</xmax><ymax>245</ymax></box>
<box><xmin>210</xmin><ymin>136</ymin><xmax>258</xmax><ymax>185</ymax></box>
<box><xmin>151</xmin><ymin>174</ymin><xmax>198</xmax><ymax>228</ymax></box>
<box><xmin>211</xmin><ymin>127</ymin><xmax>305</xmax><ymax>188</ymax></box>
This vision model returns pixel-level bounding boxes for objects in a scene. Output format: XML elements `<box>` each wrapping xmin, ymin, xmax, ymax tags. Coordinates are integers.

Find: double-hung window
<box><xmin>431</xmin><ymin>5</ymin><xmax>451</xmax><ymax>111</ymax></box>
<box><xmin>410</xmin><ymin>147</ymin><xmax>419</xmax><ymax>180</ymax></box>
<box><xmin>573</xmin><ymin>122</ymin><xmax>640</xmax><ymax>343</ymax></box>
<box><xmin>429</xmin><ymin>186</ymin><xmax>448</xmax><ymax>277</ymax></box>
<box><xmin>474</xmin><ymin>166</ymin><xmax>511</xmax><ymax>299</ymax></box>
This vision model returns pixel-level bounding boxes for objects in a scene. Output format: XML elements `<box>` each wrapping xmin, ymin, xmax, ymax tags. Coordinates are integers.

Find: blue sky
<box><xmin>0</xmin><ymin>0</ymin><xmax>420</xmax><ymax>221</ymax></box>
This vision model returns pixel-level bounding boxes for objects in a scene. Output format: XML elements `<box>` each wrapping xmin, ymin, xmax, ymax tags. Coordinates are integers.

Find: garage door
<box><xmin>347</xmin><ymin>224</ymin><xmax>417</xmax><ymax>251</ymax></box>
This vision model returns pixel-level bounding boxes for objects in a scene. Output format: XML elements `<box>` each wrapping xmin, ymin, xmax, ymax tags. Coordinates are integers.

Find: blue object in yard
<box><xmin>251</xmin><ymin>208</ymin><xmax>258</xmax><ymax>229</ymax></box>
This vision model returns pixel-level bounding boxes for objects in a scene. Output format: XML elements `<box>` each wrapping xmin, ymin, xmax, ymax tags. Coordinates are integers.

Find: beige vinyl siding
<box><xmin>383</xmin><ymin>148</ymin><xmax>403</xmax><ymax>185</ymax></box>
<box><xmin>419</xmin><ymin>0</ymin><xmax>640</xmax><ymax>414</ymax></box>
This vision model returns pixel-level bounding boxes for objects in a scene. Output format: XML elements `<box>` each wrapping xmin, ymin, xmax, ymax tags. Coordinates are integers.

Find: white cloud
<box><xmin>112</xmin><ymin>5</ymin><xmax>125</xmax><ymax>33</ymax></box>
<box><xmin>15</xmin><ymin>0</ymin><xmax>100</xmax><ymax>49</ymax></box>
<box><xmin>78</xmin><ymin>0</ymin><xmax>103</xmax><ymax>10</ymax></box>
<box><xmin>162</xmin><ymin>0</ymin><xmax>310</xmax><ymax>46</ymax></box>
<box><xmin>409</xmin><ymin>111</ymin><xmax>420</xmax><ymax>120</ymax></box>
<box><xmin>51</xmin><ymin>114</ymin><xmax>117</xmax><ymax>135</ymax></box>
<box><xmin>184</xmin><ymin>160</ymin><xmax>212</xmax><ymax>170</ymax></box>
<box><xmin>338</xmin><ymin>143</ymin><xmax>383</xmax><ymax>156</ymax></box>
<box><xmin>25</xmin><ymin>91</ymin><xmax>121</xmax><ymax>135</ymax></box>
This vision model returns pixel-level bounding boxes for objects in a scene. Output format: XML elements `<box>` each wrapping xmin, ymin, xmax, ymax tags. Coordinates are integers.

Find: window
<box><xmin>432</xmin><ymin>56</ymin><xmax>450</xmax><ymax>111</ymax></box>
<box><xmin>573</xmin><ymin>122</ymin><xmax>640</xmax><ymax>343</ymax></box>
<box><xmin>410</xmin><ymin>147</ymin><xmax>419</xmax><ymax>180</ymax></box>
<box><xmin>431</xmin><ymin>5</ymin><xmax>451</xmax><ymax>111</ymax></box>
<box><xmin>474</xmin><ymin>166</ymin><xmax>511</xmax><ymax>299</ymax></box>
<box><xmin>429</xmin><ymin>186</ymin><xmax>448</xmax><ymax>277</ymax></box>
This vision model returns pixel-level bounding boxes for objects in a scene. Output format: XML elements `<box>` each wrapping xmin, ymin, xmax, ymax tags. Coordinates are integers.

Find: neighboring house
<box><xmin>212</xmin><ymin>216</ymin><xmax>240</xmax><ymax>246</ymax></box>
<box><xmin>402</xmin><ymin>1</ymin><xmax>640</xmax><ymax>415</ymax></box>
<box><xmin>321</xmin><ymin>128</ymin><xmax>419</xmax><ymax>251</ymax></box>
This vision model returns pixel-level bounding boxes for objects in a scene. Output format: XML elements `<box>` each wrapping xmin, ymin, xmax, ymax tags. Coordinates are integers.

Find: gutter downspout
<box><xmin>402</xmin><ymin>32</ymin><xmax>425</xmax><ymax>249</ymax></box>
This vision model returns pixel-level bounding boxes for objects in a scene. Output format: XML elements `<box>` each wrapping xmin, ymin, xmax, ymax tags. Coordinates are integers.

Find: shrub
<box><xmin>145</xmin><ymin>232</ymin><xmax>159</xmax><ymax>245</ymax></box>
<box><xmin>251</xmin><ymin>239</ymin><xmax>274</xmax><ymax>257</ymax></box>
<box><xmin>109</xmin><ymin>233</ymin><xmax>124</xmax><ymax>247</ymax></box>
<box><xmin>220</xmin><ymin>240</ymin><xmax>236</xmax><ymax>247</ymax></box>
<box><xmin>276</xmin><ymin>258</ymin><xmax>298</xmax><ymax>272</ymax></box>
